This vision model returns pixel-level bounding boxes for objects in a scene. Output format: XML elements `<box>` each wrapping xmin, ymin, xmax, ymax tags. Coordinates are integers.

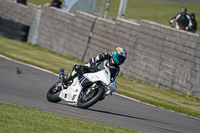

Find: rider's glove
<box><xmin>170</xmin><ymin>23</ymin><xmax>174</xmax><ymax>28</ymax></box>
<box><xmin>91</xmin><ymin>64</ymin><xmax>98</xmax><ymax>72</ymax></box>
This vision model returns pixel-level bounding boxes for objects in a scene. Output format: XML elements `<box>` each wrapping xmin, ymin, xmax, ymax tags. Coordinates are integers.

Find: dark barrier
<box><xmin>0</xmin><ymin>17</ymin><xmax>29</xmax><ymax>42</ymax></box>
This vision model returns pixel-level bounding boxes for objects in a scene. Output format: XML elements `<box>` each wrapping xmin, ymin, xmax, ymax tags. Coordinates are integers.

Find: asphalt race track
<box><xmin>1</xmin><ymin>55</ymin><xmax>200</xmax><ymax>133</ymax></box>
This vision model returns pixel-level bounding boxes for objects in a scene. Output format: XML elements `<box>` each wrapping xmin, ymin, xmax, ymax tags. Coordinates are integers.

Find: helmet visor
<box><xmin>116</xmin><ymin>54</ymin><xmax>126</xmax><ymax>63</ymax></box>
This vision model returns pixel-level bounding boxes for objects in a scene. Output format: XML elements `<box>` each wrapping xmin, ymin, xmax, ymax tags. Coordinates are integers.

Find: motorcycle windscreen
<box><xmin>97</xmin><ymin>60</ymin><xmax>118</xmax><ymax>81</ymax></box>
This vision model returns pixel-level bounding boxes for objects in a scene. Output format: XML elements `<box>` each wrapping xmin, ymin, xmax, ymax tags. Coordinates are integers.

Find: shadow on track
<box><xmin>87</xmin><ymin>108</ymin><xmax>172</xmax><ymax>125</ymax></box>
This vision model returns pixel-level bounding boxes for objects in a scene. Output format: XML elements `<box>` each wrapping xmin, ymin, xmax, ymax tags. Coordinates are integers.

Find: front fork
<box><xmin>85</xmin><ymin>83</ymin><xmax>98</xmax><ymax>95</ymax></box>
<box><xmin>81</xmin><ymin>83</ymin><xmax>98</xmax><ymax>101</ymax></box>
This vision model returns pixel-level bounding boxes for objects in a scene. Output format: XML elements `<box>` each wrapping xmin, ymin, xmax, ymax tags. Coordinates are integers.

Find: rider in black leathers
<box><xmin>67</xmin><ymin>47</ymin><xmax>127</xmax><ymax>82</ymax></box>
<box><xmin>169</xmin><ymin>6</ymin><xmax>192</xmax><ymax>31</ymax></box>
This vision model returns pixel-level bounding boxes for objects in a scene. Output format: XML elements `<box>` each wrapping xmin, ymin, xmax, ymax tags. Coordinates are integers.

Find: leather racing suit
<box><xmin>69</xmin><ymin>53</ymin><xmax>120</xmax><ymax>81</ymax></box>
<box><xmin>169</xmin><ymin>12</ymin><xmax>192</xmax><ymax>31</ymax></box>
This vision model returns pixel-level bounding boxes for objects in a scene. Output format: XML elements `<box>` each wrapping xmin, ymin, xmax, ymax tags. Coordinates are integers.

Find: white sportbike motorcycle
<box><xmin>46</xmin><ymin>60</ymin><xmax>118</xmax><ymax>109</ymax></box>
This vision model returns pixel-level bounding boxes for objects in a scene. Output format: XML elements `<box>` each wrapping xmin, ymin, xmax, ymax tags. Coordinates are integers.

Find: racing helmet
<box><xmin>112</xmin><ymin>47</ymin><xmax>127</xmax><ymax>65</ymax></box>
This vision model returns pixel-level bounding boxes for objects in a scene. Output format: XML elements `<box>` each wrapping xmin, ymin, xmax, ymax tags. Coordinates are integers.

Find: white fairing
<box><xmin>83</xmin><ymin>69</ymin><xmax>111</xmax><ymax>85</ymax></box>
<box><xmin>59</xmin><ymin>60</ymin><xmax>117</xmax><ymax>106</ymax></box>
<box><xmin>59</xmin><ymin>77</ymin><xmax>82</xmax><ymax>105</ymax></box>
<box><xmin>108</xmin><ymin>80</ymin><xmax>117</xmax><ymax>92</ymax></box>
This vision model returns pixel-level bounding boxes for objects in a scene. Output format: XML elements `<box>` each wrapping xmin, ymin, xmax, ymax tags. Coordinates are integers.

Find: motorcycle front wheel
<box><xmin>77</xmin><ymin>86</ymin><xmax>105</xmax><ymax>109</ymax></box>
<box><xmin>46</xmin><ymin>81</ymin><xmax>62</xmax><ymax>103</ymax></box>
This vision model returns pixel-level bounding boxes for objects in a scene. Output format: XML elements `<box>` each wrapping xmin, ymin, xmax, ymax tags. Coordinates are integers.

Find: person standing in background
<box><xmin>46</xmin><ymin>0</ymin><xmax>62</xmax><ymax>9</ymax></box>
<box><xmin>17</xmin><ymin>0</ymin><xmax>27</xmax><ymax>5</ymax></box>
<box><xmin>189</xmin><ymin>13</ymin><xmax>197</xmax><ymax>33</ymax></box>
<box><xmin>169</xmin><ymin>6</ymin><xmax>192</xmax><ymax>31</ymax></box>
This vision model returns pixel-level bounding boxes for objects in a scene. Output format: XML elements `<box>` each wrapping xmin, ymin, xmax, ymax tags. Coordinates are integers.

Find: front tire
<box><xmin>46</xmin><ymin>81</ymin><xmax>62</xmax><ymax>103</ymax></box>
<box><xmin>77</xmin><ymin>86</ymin><xmax>105</xmax><ymax>109</ymax></box>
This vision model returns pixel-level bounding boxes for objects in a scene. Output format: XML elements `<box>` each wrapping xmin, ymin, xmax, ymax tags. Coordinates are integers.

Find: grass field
<box><xmin>0</xmin><ymin>102</ymin><xmax>139</xmax><ymax>133</ymax></box>
<box><xmin>28</xmin><ymin>0</ymin><xmax>200</xmax><ymax>32</ymax></box>
<box><xmin>108</xmin><ymin>0</ymin><xmax>200</xmax><ymax>31</ymax></box>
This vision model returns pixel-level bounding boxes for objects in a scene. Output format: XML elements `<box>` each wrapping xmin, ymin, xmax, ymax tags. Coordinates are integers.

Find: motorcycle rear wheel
<box><xmin>46</xmin><ymin>81</ymin><xmax>62</xmax><ymax>103</ymax></box>
<box><xmin>77</xmin><ymin>86</ymin><xmax>105</xmax><ymax>109</ymax></box>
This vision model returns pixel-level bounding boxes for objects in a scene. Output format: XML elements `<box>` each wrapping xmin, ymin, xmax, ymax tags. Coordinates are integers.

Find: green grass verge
<box><xmin>28</xmin><ymin>0</ymin><xmax>200</xmax><ymax>32</ymax></box>
<box><xmin>1</xmin><ymin>36</ymin><xmax>200</xmax><ymax>120</ymax></box>
<box><xmin>0</xmin><ymin>102</ymin><xmax>139</xmax><ymax>133</ymax></box>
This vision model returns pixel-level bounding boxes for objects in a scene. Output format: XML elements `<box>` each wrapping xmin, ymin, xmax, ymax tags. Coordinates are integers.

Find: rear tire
<box><xmin>46</xmin><ymin>81</ymin><xmax>62</xmax><ymax>103</ymax></box>
<box><xmin>77</xmin><ymin>86</ymin><xmax>105</xmax><ymax>109</ymax></box>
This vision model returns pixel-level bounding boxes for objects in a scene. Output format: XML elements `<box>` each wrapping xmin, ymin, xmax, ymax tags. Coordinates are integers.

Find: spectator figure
<box><xmin>17</xmin><ymin>0</ymin><xmax>27</xmax><ymax>5</ymax></box>
<box><xmin>189</xmin><ymin>13</ymin><xmax>197</xmax><ymax>33</ymax></box>
<box><xmin>47</xmin><ymin>0</ymin><xmax>62</xmax><ymax>9</ymax></box>
<box><xmin>169</xmin><ymin>6</ymin><xmax>192</xmax><ymax>31</ymax></box>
